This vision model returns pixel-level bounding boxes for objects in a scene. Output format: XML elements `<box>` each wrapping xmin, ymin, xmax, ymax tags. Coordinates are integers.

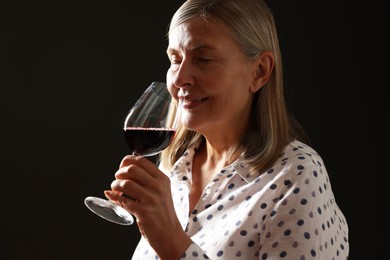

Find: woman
<box><xmin>105</xmin><ymin>0</ymin><xmax>349</xmax><ymax>259</ymax></box>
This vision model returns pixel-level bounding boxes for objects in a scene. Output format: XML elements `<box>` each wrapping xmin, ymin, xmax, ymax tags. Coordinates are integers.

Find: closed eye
<box><xmin>198</xmin><ymin>58</ymin><xmax>213</xmax><ymax>63</ymax></box>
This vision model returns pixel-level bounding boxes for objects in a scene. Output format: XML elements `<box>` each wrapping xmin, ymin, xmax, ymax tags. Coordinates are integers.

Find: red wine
<box><xmin>123</xmin><ymin>127</ymin><xmax>176</xmax><ymax>156</ymax></box>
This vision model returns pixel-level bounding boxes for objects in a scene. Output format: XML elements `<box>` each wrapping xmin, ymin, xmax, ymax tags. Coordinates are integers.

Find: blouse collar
<box><xmin>172</xmin><ymin>141</ymin><xmax>261</xmax><ymax>184</ymax></box>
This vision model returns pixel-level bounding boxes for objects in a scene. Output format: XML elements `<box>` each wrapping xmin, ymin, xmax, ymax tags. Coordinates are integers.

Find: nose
<box><xmin>171</xmin><ymin>59</ymin><xmax>195</xmax><ymax>88</ymax></box>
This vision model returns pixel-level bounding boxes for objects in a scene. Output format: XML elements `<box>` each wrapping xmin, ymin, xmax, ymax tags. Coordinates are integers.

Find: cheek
<box><xmin>167</xmin><ymin>84</ymin><xmax>179</xmax><ymax>102</ymax></box>
<box><xmin>166</xmin><ymin>69</ymin><xmax>173</xmax><ymax>84</ymax></box>
<box><xmin>166</xmin><ymin>71</ymin><xmax>175</xmax><ymax>92</ymax></box>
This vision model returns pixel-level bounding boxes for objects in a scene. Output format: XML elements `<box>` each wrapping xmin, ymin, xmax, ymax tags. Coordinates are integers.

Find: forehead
<box><xmin>167</xmin><ymin>18</ymin><xmax>236</xmax><ymax>53</ymax></box>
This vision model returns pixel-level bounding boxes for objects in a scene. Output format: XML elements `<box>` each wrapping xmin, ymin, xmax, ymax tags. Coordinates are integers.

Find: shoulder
<box><xmin>284</xmin><ymin>140</ymin><xmax>324</xmax><ymax>166</ymax></box>
<box><xmin>269</xmin><ymin>140</ymin><xmax>331</xmax><ymax>190</ymax></box>
<box><xmin>279</xmin><ymin>140</ymin><xmax>327</xmax><ymax>176</ymax></box>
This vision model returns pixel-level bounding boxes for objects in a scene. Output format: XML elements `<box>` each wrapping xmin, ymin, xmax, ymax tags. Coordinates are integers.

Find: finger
<box><xmin>115</xmin><ymin>164</ymin><xmax>153</xmax><ymax>187</ymax></box>
<box><xmin>110</xmin><ymin>178</ymin><xmax>147</xmax><ymax>202</ymax></box>
<box><xmin>104</xmin><ymin>190</ymin><xmax>135</xmax><ymax>202</ymax></box>
<box><xmin>104</xmin><ymin>190</ymin><xmax>139</xmax><ymax>212</ymax></box>
<box><xmin>114</xmin><ymin>166</ymin><xmax>132</xmax><ymax>180</ymax></box>
<box><xmin>121</xmin><ymin>193</ymin><xmax>135</xmax><ymax>200</ymax></box>
<box><xmin>119</xmin><ymin>155</ymin><xmax>162</xmax><ymax>178</ymax></box>
<box><xmin>119</xmin><ymin>154</ymin><xmax>139</xmax><ymax>168</ymax></box>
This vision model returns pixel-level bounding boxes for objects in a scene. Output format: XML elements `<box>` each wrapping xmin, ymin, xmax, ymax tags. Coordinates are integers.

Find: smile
<box><xmin>179</xmin><ymin>96</ymin><xmax>209</xmax><ymax>109</ymax></box>
<box><xmin>183</xmin><ymin>97</ymin><xmax>208</xmax><ymax>103</ymax></box>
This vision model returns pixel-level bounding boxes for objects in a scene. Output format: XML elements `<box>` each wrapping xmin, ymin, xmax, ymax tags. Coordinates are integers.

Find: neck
<box><xmin>199</xmin><ymin>138</ymin><xmax>243</xmax><ymax>169</ymax></box>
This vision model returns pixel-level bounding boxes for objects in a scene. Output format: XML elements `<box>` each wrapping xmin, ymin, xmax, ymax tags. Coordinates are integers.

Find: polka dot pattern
<box><xmin>131</xmin><ymin>140</ymin><xmax>349</xmax><ymax>259</ymax></box>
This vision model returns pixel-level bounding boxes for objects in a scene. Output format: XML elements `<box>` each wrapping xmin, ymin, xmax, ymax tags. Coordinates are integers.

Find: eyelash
<box><xmin>198</xmin><ymin>58</ymin><xmax>212</xmax><ymax>63</ymax></box>
<box><xmin>169</xmin><ymin>57</ymin><xmax>212</xmax><ymax>65</ymax></box>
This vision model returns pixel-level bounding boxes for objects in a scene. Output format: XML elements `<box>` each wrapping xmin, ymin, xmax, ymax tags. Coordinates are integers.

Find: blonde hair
<box><xmin>160</xmin><ymin>0</ymin><xmax>309</xmax><ymax>174</ymax></box>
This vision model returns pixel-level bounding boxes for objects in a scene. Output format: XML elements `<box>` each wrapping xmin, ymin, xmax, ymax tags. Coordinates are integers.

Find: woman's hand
<box><xmin>104</xmin><ymin>155</ymin><xmax>192</xmax><ymax>259</ymax></box>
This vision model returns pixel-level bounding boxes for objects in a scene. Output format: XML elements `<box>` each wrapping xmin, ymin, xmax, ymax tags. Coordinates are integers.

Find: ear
<box><xmin>249</xmin><ymin>51</ymin><xmax>275</xmax><ymax>93</ymax></box>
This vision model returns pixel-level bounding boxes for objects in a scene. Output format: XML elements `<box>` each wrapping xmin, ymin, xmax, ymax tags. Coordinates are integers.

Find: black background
<box><xmin>1</xmin><ymin>0</ymin><xmax>387</xmax><ymax>259</ymax></box>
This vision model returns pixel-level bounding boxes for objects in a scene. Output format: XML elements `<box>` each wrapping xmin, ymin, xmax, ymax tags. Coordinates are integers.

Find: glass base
<box><xmin>84</xmin><ymin>196</ymin><xmax>134</xmax><ymax>225</ymax></box>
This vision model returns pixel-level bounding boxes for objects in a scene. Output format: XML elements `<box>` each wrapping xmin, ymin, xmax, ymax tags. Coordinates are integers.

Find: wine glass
<box><xmin>84</xmin><ymin>81</ymin><xmax>180</xmax><ymax>225</ymax></box>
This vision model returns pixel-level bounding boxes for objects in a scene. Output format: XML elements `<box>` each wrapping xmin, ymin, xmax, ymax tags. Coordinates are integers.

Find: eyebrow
<box><xmin>166</xmin><ymin>44</ymin><xmax>217</xmax><ymax>55</ymax></box>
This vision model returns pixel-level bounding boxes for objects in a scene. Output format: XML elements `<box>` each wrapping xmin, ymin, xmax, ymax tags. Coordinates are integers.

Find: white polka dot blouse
<box><xmin>131</xmin><ymin>140</ymin><xmax>349</xmax><ymax>259</ymax></box>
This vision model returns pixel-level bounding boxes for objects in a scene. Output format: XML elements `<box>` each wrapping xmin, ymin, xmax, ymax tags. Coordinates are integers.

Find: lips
<box><xmin>182</xmin><ymin>97</ymin><xmax>208</xmax><ymax>103</ymax></box>
<box><xmin>179</xmin><ymin>96</ymin><xmax>209</xmax><ymax>108</ymax></box>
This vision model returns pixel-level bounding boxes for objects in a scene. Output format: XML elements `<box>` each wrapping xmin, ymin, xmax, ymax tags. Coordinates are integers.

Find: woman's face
<box><xmin>166</xmin><ymin>18</ymin><xmax>258</xmax><ymax>135</ymax></box>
